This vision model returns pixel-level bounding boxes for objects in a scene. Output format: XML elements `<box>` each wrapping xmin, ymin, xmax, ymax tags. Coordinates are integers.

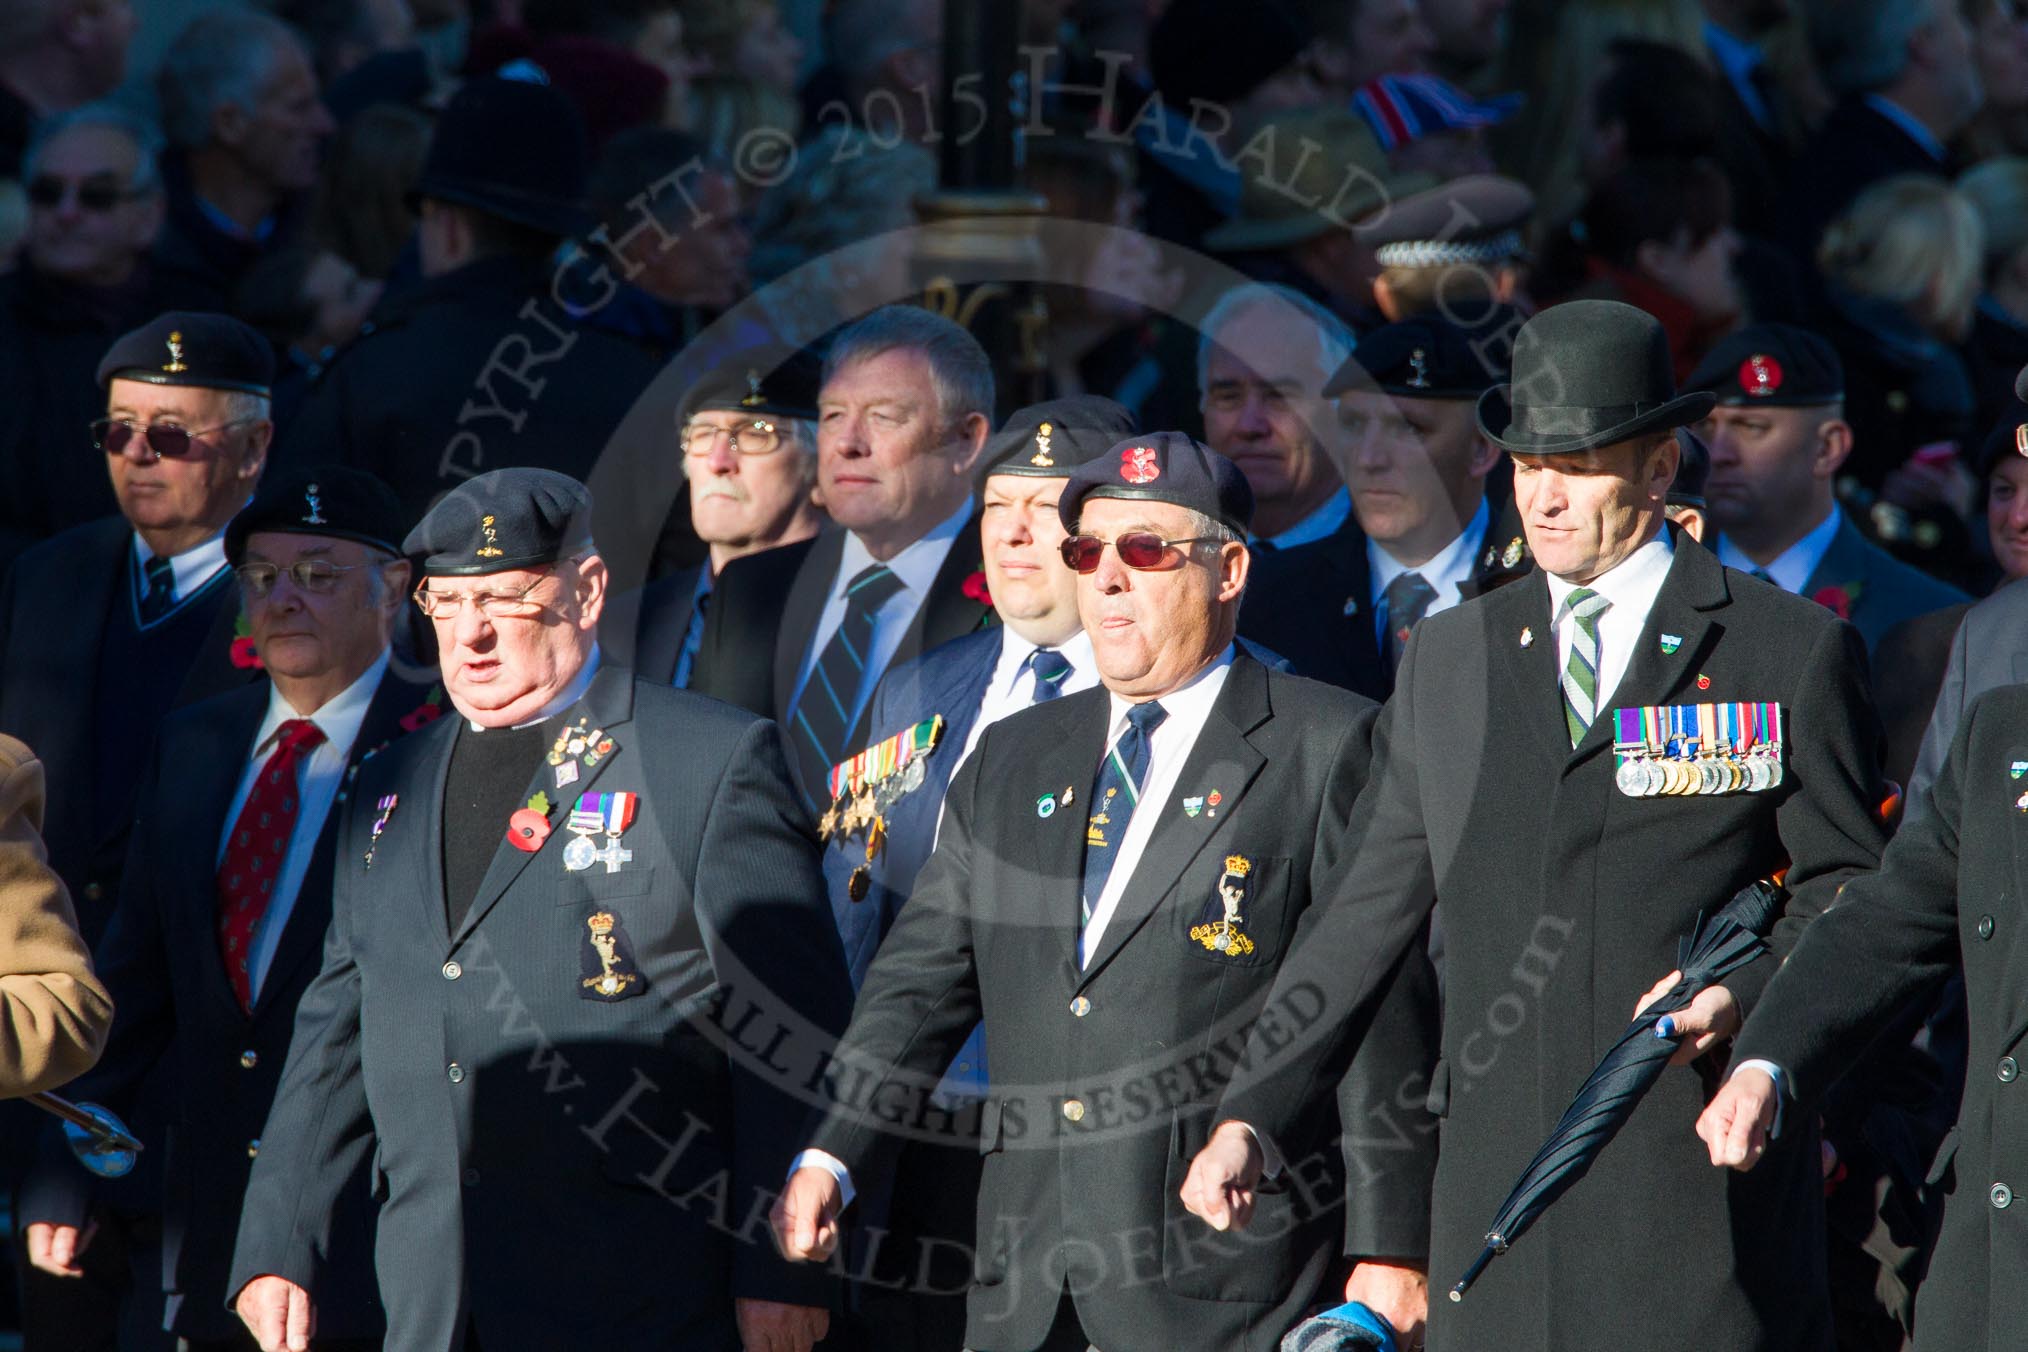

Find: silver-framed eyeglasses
<box><xmin>682</xmin><ymin>419</ymin><xmax>783</xmax><ymax>457</ymax></box>
<box><xmin>236</xmin><ymin>560</ymin><xmax>367</xmax><ymax>598</ymax></box>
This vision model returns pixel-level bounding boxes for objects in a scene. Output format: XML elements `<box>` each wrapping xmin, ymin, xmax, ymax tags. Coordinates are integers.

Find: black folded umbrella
<box><xmin>1449</xmin><ymin>879</ymin><xmax>1787</xmax><ymax>1301</ymax></box>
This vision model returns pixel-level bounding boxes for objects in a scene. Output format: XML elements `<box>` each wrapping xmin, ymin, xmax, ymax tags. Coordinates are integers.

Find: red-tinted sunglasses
<box><xmin>91</xmin><ymin>417</ymin><xmax>255</xmax><ymax>460</ymax></box>
<box><xmin>1059</xmin><ymin>532</ymin><xmax>1222</xmax><ymax>573</ymax></box>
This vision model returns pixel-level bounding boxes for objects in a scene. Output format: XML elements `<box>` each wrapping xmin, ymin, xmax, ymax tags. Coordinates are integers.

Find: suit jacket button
<box><xmin>1062</xmin><ymin>1099</ymin><xmax>1085</xmax><ymax>1123</ymax></box>
<box><xmin>447</xmin><ymin>1062</ymin><xmax>465</xmax><ymax>1084</ymax></box>
<box><xmin>2001</xmin><ymin>1057</ymin><xmax>2019</xmax><ymax>1084</ymax></box>
<box><xmin>462</xmin><ymin>1167</ymin><xmax>480</xmax><ymax>1187</ymax></box>
<box><xmin>239</xmin><ymin>1049</ymin><xmax>258</xmax><ymax>1070</ymax></box>
<box><xmin>443</xmin><ymin>960</ymin><xmax>463</xmax><ymax>980</ymax></box>
<box><xmin>83</xmin><ymin>882</ymin><xmax>103</xmax><ymax>903</ymax></box>
<box><xmin>1993</xmin><ymin>1183</ymin><xmax>2013</xmax><ymax>1210</ymax></box>
<box><xmin>1979</xmin><ymin>915</ymin><xmax>1996</xmax><ymax>940</ymax></box>
<box><xmin>1070</xmin><ymin>997</ymin><xmax>1090</xmax><ymax>1017</ymax></box>
<box><xmin>247</xmin><ymin>1138</ymin><xmax>261</xmax><ymax>1160</ymax></box>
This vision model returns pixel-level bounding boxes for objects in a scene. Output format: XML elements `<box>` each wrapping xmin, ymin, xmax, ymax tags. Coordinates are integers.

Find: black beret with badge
<box><xmin>1058</xmin><ymin>431</ymin><xmax>1254</xmax><ymax>535</ymax></box>
<box><xmin>227</xmin><ymin>465</ymin><xmax>407</xmax><ymax>565</ymax></box>
<box><xmin>403</xmin><ymin>467</ymin><xmax>594</xmax><ymax>577</ymax></box>
<box><xmin>1683</xmin><ymin>324</ymin><xmax>1845</xmax><ymax>408</ymax></box>
<box><xmin>1326</xmin><ymin>308</ymin><xmax>1519</xmax><ymax>401</ymax></box>
<box><xmin>679</xmin><ymin>345</ymin><xmax>823</xmax><ymax>424</ymax></box>
<box><xmin>983</xmin><ymin>394</ymin><xmax>1139</xmax><ymax>478</ymax></box>
<box><xmin>97</xmin><ymin>311</ymin><xmax>275</xmax><ymax>396</ymax></box>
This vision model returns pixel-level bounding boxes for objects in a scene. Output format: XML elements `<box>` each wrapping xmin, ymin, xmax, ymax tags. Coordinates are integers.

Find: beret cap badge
<box><xmin>1407</xmin><ymin>348</ymin><xmax>1431</xmax><ymax>390</ymax></box>
<box><xmin>1030</xmin><ymin>420</ymin><xmax>1055</xmax><ymax>468</ymax></box>
<box><xmin>477</xmin><ymin>515</ymin><xmax>505</xmax><ymax>559</ymax></box>
<box><xmin>1121</xmin><ymin>445</ymin><xmax>1161</xmax><ymax>484</ymax></box>
<box><xmin>162</xmin><ymin>331</ymin><xmax>187</xmax><ymax>375</ymax></box>
<box><xmin>740</xmin><ymin>368</ymin><xmax>765</xmax><ymax>407</ymax></box>
<box><xmin>1740</xmin><ymin>354</ymin><xmax>1782</xmax><ymax>397</ymax></box>
<box><xmin>302</xmin><ymin>483</ymin><xmax>328</xmax><ymax>526</ymax></box>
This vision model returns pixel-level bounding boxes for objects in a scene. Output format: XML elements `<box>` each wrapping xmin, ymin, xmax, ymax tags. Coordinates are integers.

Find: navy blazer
<box><xmin>19</xmin><ymin>663</ymin><xmax>434</xmax><ymax>1340</ymax></box>
<box><xmin>606</xmin><ymin>562</ymin><xmax>705</xmax><ymax>688</ymax></box>
<box><xmin>1796</xmin><ymin>508</ymin><xmax>1967</xmax><ymax>655</ymax></box>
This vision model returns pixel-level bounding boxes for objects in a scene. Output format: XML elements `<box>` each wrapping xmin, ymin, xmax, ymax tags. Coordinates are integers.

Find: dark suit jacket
<box><xmin>1732</xmin><ymin>682</ymin><xmax>2028</xmax><ymax>1351</ymax></box>
<box><xmin>808</xmin><ymin>653</ymin><xmax>1439</xmax><ymax>1352</ymax></box>
<box><xmin>229</xmin><ymin>666</ymin><xmax>855</xmax><ymax>1348</ymax></box>
<box><xmin>1218</xmin><ymin>533</ymin><xmax>1888</xmax><ymax>1352</ymax></box>
<box><xmin>0</xmin><ymin>517</ymin><xmax>252</xmax><ymax>938</ymax></box>
<box><xmin>1238</xmin><ymin>502</ymin><xmax>1532</xmax><ymax>699</ymax></box>
<box><xmin>1780</xmin><ymin>98</ymin><xmax>1949</xmax><ymax>266</ymax></box>
<box><xmin>604</xmin><ymin>562</ymin><xmax>705</xmax><ymax>687</ymax></box>
<box><xmin>1794</xmin><ymin>508</ymin><xmax>1967</xmax><ymax>655</ymax></box>
<box><xmin>1907</xmin><ymin>576</ymin><xmax>2028</xmax><ymax>809</ymax></box>
<box><xmin>19</xmin><ymin>666</ymin><xmax>433</xmax><ymax>1340</ymax></box>
<box><xmin>689</xmin><ymin>524</ymin><xmax>993</xmax><ymax>801</ymax></box>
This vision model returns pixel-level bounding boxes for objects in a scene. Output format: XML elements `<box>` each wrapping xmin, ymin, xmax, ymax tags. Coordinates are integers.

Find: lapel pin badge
<box><xmin>1206</xmin><ymin>789</ymin><xmax>1223</xmax><ymax>818</ymax></box>
<box><xmin>507</xmin><ymin>791</ymin><xmax>552</xmax><ymax>853</ymax></box>
<box><xmin>363</xmin><ymin>793</ymin><xmax>399</xmax><ymax>869</ymax></box>
<box><xmin>1697</xmin><ymin>674</ymin><xmax>1712</xmax><ymax>691</ymax></box>
<box><xmin>1660</xmin><ymin>634</ymin><xmax>1682</xmax><ymax>655</ymax></box>
<box><xmin>1037</xmin><ymin>792</ymin><xmax>1057</xmax><ymax>820</ymax></box>
<box><xmin>1519</xmin><ymin>626</ymin><xmax>1534</xmax><ymax>648</ymax></box>
<box><xmin>2012</xmin><ymin>761</ymin><xmax>2027</xmax><ymax>781</ymax></box>
<box><xmin>1183</xmin><ymin>795</ymin><xmax>1205</xmax><ymax>818</ymax></box>
<box><xmin>1062</xmin><ymin>784</ymin><xmax>1074</xmax><ymax>806</ymax></box>
<box><xmin>1342</xmin><ymin>596</ymin><xmax>1359</xmax><ymax>617</ymax></box>
<box><xmin>2016</xmin><ymin>789</ymin><xmax>2028</xmax><ymax>813</ymax></box>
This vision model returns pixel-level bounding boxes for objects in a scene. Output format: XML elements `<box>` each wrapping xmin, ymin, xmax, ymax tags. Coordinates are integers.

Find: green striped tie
<box><xmin>1559</xmin><ymin>588</ymin><xmax>1613</xmax><ymax>747</ymax></box>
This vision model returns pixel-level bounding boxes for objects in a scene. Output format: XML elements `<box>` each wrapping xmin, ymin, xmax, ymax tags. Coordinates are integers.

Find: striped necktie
<box><xmin>1559</xmin><ymin>587</ymin><xmax>1613</xmax><ymax>747</ymax></box>
<box><xmin>1027</xmin><ymin>647</ymin><xmax>1073</xmax><ymax>703</ymax></box>
<box><xmin>139</xmin><ymin>554</ymin><xmax>176</xmax><ymax>624</ymax></box>
<box><xmin>1381</xmin><ymin>570</ymin><xmax>1437</xmax><ymax>674</ymax></box>
<box><xmin>1081</xmin><ymin>700</ymin><xmax>1168</xmax><ymax>927</ymax></box>
<box><xmin>787</xmin><ymin>563</ymin><xmax>905</xmax><ymax>805</ymax></box>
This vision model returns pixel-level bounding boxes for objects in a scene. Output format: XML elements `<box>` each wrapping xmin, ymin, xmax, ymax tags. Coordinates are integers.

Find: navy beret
<box><xmin>1058</xmin><ymin>431</ymin><xmax>1254</xmax><ymax>535</ymax></box>
<box><xmin>227</xmin><ymin>466</ymin><xmax>407</xmax><ymax>565</ymax></box>
<box><xmin>983</xmin><ymin>395</ymin><xmax>1139</xmax><ymax>478</ymax></box>
<box><xmin>403</xmin><ymin>468</ymin><xmax>594</xmax><ymax>577</ymax></box>
<box><xmin>680</xmin><ymin>346</ymin><xmax>822</xmax><ymax>424</ymax></box>
<box><xmin>1327</xmin><ymin>309</ymin><xmax>1519</xmax><ymax>400</ymax></box>
<box><xmin>97</xmin><ymin>311</ymin><xmax>275</xmax><ymax>397</ymax></box>
<box><xmin>1684</xmin><ymin>324</ymin><xmax>1844</xmax><ymax>407</ymax></box>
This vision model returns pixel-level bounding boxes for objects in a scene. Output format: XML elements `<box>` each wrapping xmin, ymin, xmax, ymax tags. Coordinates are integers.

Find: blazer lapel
<box><xmin>189</xmin><ymin>692</ymin><xmax>271</xmax><ymax>1020</ymax></box>
<box><xmin>1798</xmin><ymin>509</ymin><xmax>1864</xmax><ymax>604</ymax></box>
<box><xmin>1076</xmin><ymin>658</ymin><xmax>1271</xmax><ymax>987</ymax></box>
<box><xmin>1009</xmin><ymin>693</ymin><xmax>1110</xmax><ymax>991</ymax></box>
<box><xmin>911</xmin><ymin>513</ymin><xmax>990</xmax><ymax>654</ymax></box>
<box><xmin>774</xmin><ymin>532</ymin><xmax>844</xmax><ymax>717</ymax></box>
<box><xmin>1485</xmin><ymin>572</ymin><xmax>1573</xmax><ymax>770</ymax></box>
<box><xmin>1569</xmin><ymin>539</ymin><xmax>1727</xmax><ymax>766</ymax></box>
<box><xmin>452</xmin><ymin>667</ymin><xmax>637</xmax><ymax>949</ymax></box>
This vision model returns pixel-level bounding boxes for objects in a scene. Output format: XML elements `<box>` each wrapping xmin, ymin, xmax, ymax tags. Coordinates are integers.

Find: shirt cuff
<box><xmin>1223</xmin><ymin>1121</ymin><xmax>1284</xmax><ymax>1180</ymax></box>
<box><xmin>1729</xmin><ymin>1058</ymin><xmax>1787</xmax><ymax>1139</ymax></box>
<box><xmin>788</xmin><ymin>1148</ymin><xmax>856</xmax><ymax>1210</ymax></box>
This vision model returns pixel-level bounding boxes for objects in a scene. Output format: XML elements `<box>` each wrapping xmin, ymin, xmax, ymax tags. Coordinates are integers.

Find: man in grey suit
<box><xmin>228</xmin><ymin>469</ymin><xmax>854</xmax><ymax>1352</ymax></box>
<box><xmin>773</xmin><ymin>432</ymin><xmax>1439</xmax><ymax>1352</ymax></box>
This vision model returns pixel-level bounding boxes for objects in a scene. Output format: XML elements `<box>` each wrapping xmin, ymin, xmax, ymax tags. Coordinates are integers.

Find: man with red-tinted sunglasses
<box><xmin>775</xmin><ymin>431</ymin><xmax>1438</xmax><ymax>1352</ymax></box>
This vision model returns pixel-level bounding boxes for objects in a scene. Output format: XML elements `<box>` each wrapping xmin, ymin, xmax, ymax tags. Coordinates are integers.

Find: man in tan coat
<box><xmin>0</xmin><ymin>733</ymin><xmax>113</xmax><ymax>1096</ymax></box>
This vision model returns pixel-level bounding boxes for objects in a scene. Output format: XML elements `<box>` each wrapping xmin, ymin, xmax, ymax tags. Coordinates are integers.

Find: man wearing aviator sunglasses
<box><xmin>777</xmin><ymin>431</ymin><xmax>1440</xmax><ymax>1352</ymax></box>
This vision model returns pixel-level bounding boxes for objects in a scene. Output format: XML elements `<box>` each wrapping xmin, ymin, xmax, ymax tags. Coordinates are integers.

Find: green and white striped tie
<box><xmin>1559</xmin><ymin>587</ymin><xmax>1613</xmax><ymax>746</ymax></box>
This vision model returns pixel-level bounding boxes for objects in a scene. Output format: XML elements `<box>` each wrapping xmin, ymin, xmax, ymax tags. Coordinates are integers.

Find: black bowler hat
<box><xmin>412</xmin><ymin>75</ymin><xmax>590</xmax><ymax>237</ymax></box>
<box><xmin>227</xmin><ymin>466</ymin><xmax>407</xmax><ymax>565</ymax></box>
<box><xmin>1476</xmin><ymin>301</ymin><xmax>1714</xmax><ymax>456</ymax></box>
<box><xmin>1668</xmin><ymin>428</ymin><xmax>1710</xmax><ymax>510</ymax></box>
<box><xmin>983</xmin><ymin>395</ymin><xmax>1138</xmax><ymax>478</ymax></box>
<box><xmin>1058</xmin><ymin>431</ymin><xmax>1254</xmax><ymax>535</ymax></box>
<box><xmin>1684</xmin><ymin>324</ymin><xmax>1845</xmax><ymax>407</ymax></box>
<box><xmin>97</xmin><ymin>311</ymin><xmax>275</xmax><ymax>396</ymax></box>
<box><xmin>404</xmin><ymin>468</ymin><xmax>594</xmax><ymax>577</ymax></box>
<box><xmin>679</xmin><ymin>346</ymin><xmax>822</xmax><ymax>424</ymax></box>
<box><xmin>1326</xmin><ymin>309</ymin><xmax>1519</xmax><ymax>401</ymax></box>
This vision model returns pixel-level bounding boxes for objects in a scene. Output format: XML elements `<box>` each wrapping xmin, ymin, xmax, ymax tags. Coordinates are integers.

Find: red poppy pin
<box><xmin>961</xmin><ymin>571</ymin><xmax>992</xmax><ymax>605</ymax></box>
<box><xmin>1812</xmin><ymin>582</ymin><xmax>1862</xmax><ymax>621</ymax></box>
<box><xmin>399</xmin><ymin>684</ymin><xmax>446</xmax><ymax>732</ymax></box>
<box><xmin>230</xmin><ymin>613</ymin><xmax>264</xmax><ymax>670</ymax></box>
<box><xmin>1121</xmin><ymin>445</ymin><xmax>1161</xmax><ymax>484</ymax></box>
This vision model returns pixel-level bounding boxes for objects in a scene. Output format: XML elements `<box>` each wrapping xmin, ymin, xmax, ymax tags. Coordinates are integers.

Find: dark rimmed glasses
<box><xmin>92</xmin><ymin>417</ymin><xmax>257</xmax><ymax>460</ymax></box>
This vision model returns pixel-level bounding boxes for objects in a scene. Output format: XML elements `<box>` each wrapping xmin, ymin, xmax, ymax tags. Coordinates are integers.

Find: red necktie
<box><xmin>217</xmin><ymin>718</ymin><xmax>325</xmax><ymax>1009</ymax></box>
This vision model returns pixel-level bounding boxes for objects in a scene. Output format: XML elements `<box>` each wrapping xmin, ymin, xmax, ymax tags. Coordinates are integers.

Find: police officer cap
<box><xmin>227</xmin><ymin>466</ymin><xmax>407</xmax><ymax>566</ymax></box>
<box><xmin>680</xmin><ymin>346</ymin><xmax>822</xmax><ymax>424</ymax></box>
<box><xmin>1684</xmin><ymin>324</ymin><xmax>1844</xmax><ymax>407</ymax></box>
<box><xmin>1325</xmin><ymin>309</ymin><xmax>1518</xmax><ymax>400</ymax></box>
<box><xmin>97</xmin><ymin>311</ymin><xmax>275</xmax><ymax>397</ymax></box>
<box><xmin>1668</xmin><ymin>427</ymin><xmax>1711</xmax><ymax>510</ymax></box>
<box><xmin>404</xmin><ymin>468</ymin><xmax>594</xmax><ymax>577</ymax></box>
<box><xmin>1057</xmin><ymin>431</ymin><xmax>1254</xmax><ymax>535</ymax></box>
<box><xmin>983</xmin><ymin>395</ymin><xmax>1139</xmax><ymax>478</ymax></box>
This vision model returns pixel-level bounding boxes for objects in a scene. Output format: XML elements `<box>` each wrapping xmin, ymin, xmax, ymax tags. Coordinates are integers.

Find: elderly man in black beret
<box><xmin>229</xmin><ymin>468</ymin><xmax>853</xmax><ymax>1352</ymax></box>
<box><xmin>616</xmin><ymin>347</ymin><xmax>826</xmax><ymax>688</ymax></box>
<box><xmin>21</xmin><ymin>465</ymin><xmax>426</xmax><ymax>1352</ymax></box>
<box><xmin>1240</xmin><ymin>308</ymin><xmax>1532</xmax><ymax>699</ymax></box>
<box><xmin>774</xmin><ymin>431</ymin><xmax>1440</xmax><ymax>1352</ymax></box>
<box><xmin>1685</xmin><ymin>323</ymin><xmax>1967</xmax><ymax>654</ymax></box>
<box><xmin>1186</xmin><ymin>300</ymin><xmax>1890</xmax><ymax>1352</ymax></box>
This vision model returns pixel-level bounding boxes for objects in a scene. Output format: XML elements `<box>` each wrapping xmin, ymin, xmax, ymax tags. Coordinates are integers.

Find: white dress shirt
<box><xmin>1080</xmin><ymin>647</ymin><xmax>1234</xmax><ymax>966</ymax></box>
<box><xmin>1715</xmin><ymin>506</ymin><xmax>1840</xmax><ymax>596</ymax></box>
<box><xmin>1367</xmin><ymin>497</ymin><xmax>1492</xmax><ymax>643</ymax></box>
<box><xmin>132</xmin><ymin>526</ymin><xmax>232</xmax><ymax>623</ymax></box>
<box><xmin>953</xmin><ymin>628</ymin><xmax>1100</xmax><ymax>770</ymax></box>
<box><xmin>1259</xmin><ymin>486</ymin><xmax>1352</xmax><ymax>552</ymax></box>
<box><xmin>1544</xmin><ymin>531</ymin><xmax>1675</xmax><ymax>715</ymax></box>
<box><xmin>791</xmin><ymin>500</ymin><xmax>974</xmax><ymax>730</ymax></box>
<box><xmin>218</xmin><ymin>649</ymin><xmax>389</xmax><ymax>999</ymax></box>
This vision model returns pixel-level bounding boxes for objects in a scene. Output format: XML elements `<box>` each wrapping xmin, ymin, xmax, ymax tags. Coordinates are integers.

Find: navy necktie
<box><xmin>1027</xmin><ymin>647</ymin><xmax>1073</xmax><ymax>704</ymax></box>
<box><xmin>138</xmin><ymin>554</ymin><xmax>176</xmax><ymax>624</ymax></box>
<box><xmin>1381</xmin><ymin>570</ymin><xmax>1437</xmax><ymax>673</ymax></box>
<box><xmin>1081</xmin><ymin>700</ymin><xmax>1168</xmax><ymax>927</ymax></box>
<box><xmin>787</xmin><ymin>564</ymin><xmax>905</xmax><ymax>806</ymax></box>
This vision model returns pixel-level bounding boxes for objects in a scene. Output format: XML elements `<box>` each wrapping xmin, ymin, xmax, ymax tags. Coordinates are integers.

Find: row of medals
<box><xmin>1616</xmin><ymin>744</ymin><xmax>1785</xmax><ymax>797</ymax></box>
<box><xmin>826</xmin><ymin>758</ymin><xmax>932</xmax><ymax>902</ymax></box>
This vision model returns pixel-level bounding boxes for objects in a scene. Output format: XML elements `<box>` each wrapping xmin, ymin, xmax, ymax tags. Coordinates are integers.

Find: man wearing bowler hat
<box><xmin>228</xmin><ymin>468</ymin><xmax>852</xmax><ymax>1352</ymax></box>
<box><xmin>21</xmin><ymin>466</ymin><xmax>427</xmax><ymax>1351</ymax></box>
<box><xmin>1182</xmin><ymin>299</ymin><xmax>1889</xmax><ymax>1352</ymax></box>
<box><xmin>773</xmin><ymin>432</ymin><xmax>1440</xmax><ymax>1352</ymax></box>
<box><xmin>286</xmin><ymin>76</ymin><xmax>661</xmax><ymax>524</ymax></box>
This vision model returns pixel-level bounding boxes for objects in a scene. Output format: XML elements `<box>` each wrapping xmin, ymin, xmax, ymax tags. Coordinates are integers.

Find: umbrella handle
<box><xmin>1449</xmin><ymin>1243</ymin><xmax>1500</xmax><ymax>1302</ymax></box>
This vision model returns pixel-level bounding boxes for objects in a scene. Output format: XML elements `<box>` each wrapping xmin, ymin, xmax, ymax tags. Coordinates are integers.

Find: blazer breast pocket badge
<box><xmin>1612</xmin><ymin>701</ymin><xmax>1784</xmax><ymax>798</ymax></box>
<box><xmin>1190</xmin><ymin>854</ymin><xmax>1258</xmax><ymax>958</ymax></box>
<box><xmin>581</xmin><ymin>910</ymin><xmax>644</xmax><ymax>1000</ymax></box>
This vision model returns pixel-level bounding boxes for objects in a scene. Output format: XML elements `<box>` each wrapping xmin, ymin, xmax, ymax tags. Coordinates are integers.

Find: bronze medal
<box><xmin>846</xmin><ymin>866</ymin><xmax>870</xmax><ymax>903</ymax></box>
